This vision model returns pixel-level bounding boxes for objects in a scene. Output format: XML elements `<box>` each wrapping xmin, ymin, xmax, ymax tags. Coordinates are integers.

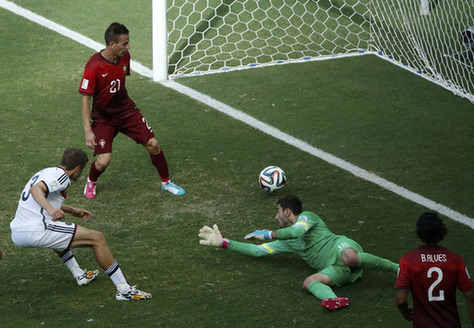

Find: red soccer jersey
<box><xmin>79</xmin><ymin>51</ymin><xmax>136</xmax><ymax>120</ymax></box>
<box><xmin>395</xmin><ymin>245</ymin><xmax>473</xmax><ymax>328</ymax></box>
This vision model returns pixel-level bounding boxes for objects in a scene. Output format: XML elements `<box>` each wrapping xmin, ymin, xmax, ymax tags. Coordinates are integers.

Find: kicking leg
<box><xmin>56</xmin><ymin>249</ymin><xmax>99</xmax><ymax>286</ymax></box>
<box><xmin>71</xmin><ymin>225</ymin><xmax>151</xmax><ymax>301</ymax></box>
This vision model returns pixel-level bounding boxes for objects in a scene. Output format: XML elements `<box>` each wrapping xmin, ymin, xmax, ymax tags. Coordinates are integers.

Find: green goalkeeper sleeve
<box><xmin>226</xmin><ymin>240</ymin><xmax>270</xmax><ymax>257</ymax></box>
<box><xmin>225</xmin><ymin>239</ymin><xmax>294</xmax><ymax>257</ymax></box>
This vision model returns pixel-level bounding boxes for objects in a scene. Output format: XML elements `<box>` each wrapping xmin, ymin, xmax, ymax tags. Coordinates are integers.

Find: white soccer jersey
<box><xmin>11</xmin><ymin>167</ymin><xmax>70</xmax><ymax>231</ymax></box>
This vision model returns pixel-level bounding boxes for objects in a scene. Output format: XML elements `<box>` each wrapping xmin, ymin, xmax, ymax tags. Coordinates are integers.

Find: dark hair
<box><xmin>276</xmin><ymin>195</ymin><xmax>303</xmax><ymax>215</ymax></box>
<box><xmin>60</xmin><ymin>148</ymin><xmax>88</xmax><ymax>170</ymax></box>
<box><xmin>416</xmin><ymin>212</ymin><xmax>447</xmax><ymax>244</ymax></box>
<box><xmin>104</xmin><ymin>22</ymin><xmax>129</xmax><ymax>45</ymax></box>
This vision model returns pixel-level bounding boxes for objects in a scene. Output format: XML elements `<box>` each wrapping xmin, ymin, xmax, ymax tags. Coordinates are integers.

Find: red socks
<box><xmin>89</xmin><ymin>153</ymin><xmax>170</xmax><ymax>184</ymax></box>
<box><xmin>88</xmin><ymin>160</ymin><xmax>104</xmax><ymax>182</ymax></box>
<box><xmin>150</xmin><ymin>151</ymin><xmax>170</xmax><ymax>183</ymax></box>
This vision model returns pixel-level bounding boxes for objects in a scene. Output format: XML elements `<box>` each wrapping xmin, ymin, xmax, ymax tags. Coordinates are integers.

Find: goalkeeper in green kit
<box><xmin>198</xmin><ymin>195</ymin><xmax>398</xmax><ymax>311</ymax></box>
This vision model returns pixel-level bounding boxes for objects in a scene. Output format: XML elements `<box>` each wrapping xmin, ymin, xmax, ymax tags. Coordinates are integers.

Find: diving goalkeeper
<box><xmin>198</xmin><ymin>194</ymin><xmax>398</xmax><ymax>311</ymax></box>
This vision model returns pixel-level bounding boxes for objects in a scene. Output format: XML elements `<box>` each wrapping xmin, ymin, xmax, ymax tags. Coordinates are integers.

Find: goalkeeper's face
<box><xmin>275</xmin><ymin>205</ymin><xmax>293</xmax><ymax>228</ymax></box>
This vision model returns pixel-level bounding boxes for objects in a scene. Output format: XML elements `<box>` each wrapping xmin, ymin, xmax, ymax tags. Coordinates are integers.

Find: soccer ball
<box><xmin>258</xmin><ymin>166</ymin><xmax>287</xmax><ymax>192</ymax></box>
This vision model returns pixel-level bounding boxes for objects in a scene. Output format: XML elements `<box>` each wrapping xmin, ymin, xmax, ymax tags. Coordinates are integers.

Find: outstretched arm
<box><xmin>61</xmin><ymin>205</ymin><xmax>93</xmax><ymax>219</ymax></box>
<box><xmin>245</xmin><ymin>221</ymin><xmax>309</xmax><ymax>241</ymax></box>
<box><xmin>198</xmin><ymin>225</ymin><xmax>288</xmax><ymax>257</ymax></box>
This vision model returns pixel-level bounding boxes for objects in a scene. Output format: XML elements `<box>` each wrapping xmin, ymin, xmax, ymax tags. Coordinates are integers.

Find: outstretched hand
<box><xmin>199</xmin><ymin>224</ymin><xmax>224</xmax><ymax>247</ymax></box>
<box><xmin>73</xmin><ymin>208</ymin><xmax>93</xmax><ymax>219</ymax></box>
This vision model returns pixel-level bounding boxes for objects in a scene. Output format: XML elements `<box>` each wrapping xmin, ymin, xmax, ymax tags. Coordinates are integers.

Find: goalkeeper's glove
<box><xmin>244</xmin><ymin>230</ymin><xmax>272</xmax><ymax>241</ymax></box>
<box><xmin>199</xmin><ymin>224</ymin><xmax>225</xmax><ymax>247</ymax></box>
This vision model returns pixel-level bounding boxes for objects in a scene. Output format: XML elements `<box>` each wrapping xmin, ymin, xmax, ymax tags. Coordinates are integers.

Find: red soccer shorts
<box><xmin>91</xmin><ymin>110</ymin><xmax>155</xmax><ymax>155</ymax></box>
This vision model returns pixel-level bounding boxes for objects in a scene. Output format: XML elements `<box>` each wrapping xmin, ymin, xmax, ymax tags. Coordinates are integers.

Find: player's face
<box><xmin>70</xmin><ymin>166</ymin><xmax>84</xmax><ymax>182</ymax></box>
<box><xmin>112</xmin><ymin>34</ymin><xmax>130</xmax><ymax>57</ymax></box>
<box><xmin>275</xmin><ymin>205</ymin><xmax>292</xmax><ymax>228</ymax></box>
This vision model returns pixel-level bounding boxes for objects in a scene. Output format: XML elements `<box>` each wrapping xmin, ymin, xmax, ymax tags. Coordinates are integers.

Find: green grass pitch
<box><xmin>1</xmin><ymin>1</ymin><xmax>473</xmax><ymax>327</ymax></box>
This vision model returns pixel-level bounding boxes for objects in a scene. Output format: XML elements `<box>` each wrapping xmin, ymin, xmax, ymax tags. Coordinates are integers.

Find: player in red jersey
<box><xmin>79</xmin><ymin>22</ymin><xmax>185</xmax><ymax>198</ymax></box>
<box><xmin>395</xmin><ymin>212</ymin><xmax>474</xmax><ymax>327</ymax></box>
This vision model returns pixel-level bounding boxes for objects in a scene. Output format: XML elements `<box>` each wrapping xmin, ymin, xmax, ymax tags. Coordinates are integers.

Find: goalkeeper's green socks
<box><xmin>307</xmin><ymin>281</ymin><xmax>337</xmax><ymax>300</ymax></box>
<box><xmin>358</xmin><ymin>252</ymin><xmax>398</xmax><ymax>272</ymax></box>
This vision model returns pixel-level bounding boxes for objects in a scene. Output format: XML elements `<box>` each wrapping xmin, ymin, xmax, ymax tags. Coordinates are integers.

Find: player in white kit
<box><xmin>10</xmin><ymin>148</ymin><xmax>151</xmax><ymax>301</ymax></box>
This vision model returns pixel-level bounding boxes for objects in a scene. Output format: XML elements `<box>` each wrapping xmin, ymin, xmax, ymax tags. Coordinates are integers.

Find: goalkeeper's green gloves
<box><xmin>199</xmin><ymin>224</ymin><xmax>228</xmax><ymax>247</ymax></box>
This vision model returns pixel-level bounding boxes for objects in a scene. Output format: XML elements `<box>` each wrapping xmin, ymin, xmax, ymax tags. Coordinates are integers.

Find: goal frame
<box><xmin>152</xmin><ymin>0</ymin><xmax>473</xmax><ymax>104</ymax></box>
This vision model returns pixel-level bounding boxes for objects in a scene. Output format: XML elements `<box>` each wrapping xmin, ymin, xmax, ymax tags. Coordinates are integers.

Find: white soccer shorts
<box><xmin>11</xmin><ymin>221</ymin><xmax>77</xmax><ymax>251</ymax></box>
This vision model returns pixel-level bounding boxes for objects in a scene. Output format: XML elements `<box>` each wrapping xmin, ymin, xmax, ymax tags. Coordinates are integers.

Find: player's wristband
<box><xmin>264</xmin><ymin>230</ymin><xmax>273</xmax><ymax>240</ymax></box>
<box><xmin>221</xmin><ymin>238</ymin><xmax>229</xmax><ymax>249</ymax></box>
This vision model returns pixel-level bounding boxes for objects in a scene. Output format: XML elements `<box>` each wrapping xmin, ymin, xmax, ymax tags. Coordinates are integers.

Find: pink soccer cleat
<box><xmin>321</xmin><ymin>297</ymin><xmax>350</xmax><ymax>311</ymax></box>
<box><xmin>83</xmin><ymin>179</ymin><xmax>97</xmax><ymax>199</ymax></box>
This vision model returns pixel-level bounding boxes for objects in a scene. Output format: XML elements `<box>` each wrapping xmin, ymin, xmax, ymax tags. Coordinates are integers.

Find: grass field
<box><xmin>1</xmin><ymin>1</ymin><xmax>473</xmax><ymax>327</ymax></box>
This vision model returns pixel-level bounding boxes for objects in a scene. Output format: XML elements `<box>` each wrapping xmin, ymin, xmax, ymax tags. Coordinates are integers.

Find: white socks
<box><xmin>105</xmin><ymin>261</ymin><xmax>130</xmax><ymax>292</ymax></box>
<box><xmin>61</xmin><ymin>251</ymin><xmax>84</xmax><ymax>277</ymax></box>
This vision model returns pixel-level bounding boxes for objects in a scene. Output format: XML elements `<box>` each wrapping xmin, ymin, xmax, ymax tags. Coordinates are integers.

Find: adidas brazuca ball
<box><xmin>258</xmin><ymin>166</ymin><xmax>287</xmax><ymax>192</ymax></box>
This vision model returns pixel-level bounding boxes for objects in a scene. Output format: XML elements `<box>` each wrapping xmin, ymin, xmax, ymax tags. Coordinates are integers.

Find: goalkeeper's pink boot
<box><xmin>321</xmin><ymin>297</ymin><xmax>350</xmax><ymax>311</ymax></box>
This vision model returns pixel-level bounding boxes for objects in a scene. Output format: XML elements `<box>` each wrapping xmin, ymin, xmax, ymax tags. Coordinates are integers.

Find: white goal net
<box><xmin>369</xmin><ymin>0</ymin><xmax>474</xmax><ymax>103</ymax></box>
<box><xmin>154</xmin><ymin>0</ymin><xmax>474</xmax><ymax>103</ymax></box>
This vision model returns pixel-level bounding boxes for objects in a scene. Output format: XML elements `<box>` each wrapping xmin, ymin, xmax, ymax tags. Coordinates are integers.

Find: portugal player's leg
<box><xmin>84</xmin><ymin>153</ymin><xmax>111</xmax><ymax>199</ymax></box>
<box><xmin>84</xmin><ymin>120</ymin><xmax>116</xmax><ymax>199</ymax></box>
<box><xmin>123</xmin><ymin>110</ymin><xmax>186</xmax><ymax>196</ymax></box>
<box><xmin>144</xmin><ymin>138</ymin><xmax>186</xmax><ymax>196</ymax></box>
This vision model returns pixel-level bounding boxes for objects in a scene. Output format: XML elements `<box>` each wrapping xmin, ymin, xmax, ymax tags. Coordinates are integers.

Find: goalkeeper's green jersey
<box><xmin>228</xmin><ymin>211</ymin><xmax>361</xmax><ymax>270</ymax></box>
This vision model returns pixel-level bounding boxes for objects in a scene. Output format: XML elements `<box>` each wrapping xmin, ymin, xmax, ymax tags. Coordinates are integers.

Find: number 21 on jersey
<box><xmin>427</xmin><ymin>266</ymin><xmax>445</xmax><ymax>302</ymax></box>
<box><xmin>110</xmin><ymin>79</ymin><xmax>121</xmax><ymax>93</ymax></box>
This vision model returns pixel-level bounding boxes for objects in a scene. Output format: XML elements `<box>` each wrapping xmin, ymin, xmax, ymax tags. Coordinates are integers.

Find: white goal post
<box><xmin>152</xmin><ymin>0</ymin><xmax>474</xmax><ymax>103</ymax></box>
<box><xmin>152</xmin><ymin>0</ymin><xmax>168</xmax><ymax>81</ymax></box>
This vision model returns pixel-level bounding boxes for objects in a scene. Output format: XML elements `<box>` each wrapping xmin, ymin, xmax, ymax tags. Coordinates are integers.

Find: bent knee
<box><xmin>91</xmin><ymin>230</ymin><xmax>106</xmax><ymax>244</ymax></box>
<box><xmin>303</xmin><ymin>273</ymin><xmax>331</xmax><ymax>289</ymax></box>
<box><xmin>96</xmin><ymin>153</ymin><xmax>112</xmax><ymax>170</ymax></box>
<box><xmin>303</xmin><ymin>276</ymin><xmax>316</xmax><ymax>289</ymax></box>
<box><xmin>342</xmin><ymin>248</ymin><xmax>360</xmax><ymax>267</ymax></box>
<box><xmin>145</xmin><ymin>138</ymin><xmax>160</xmax><ymax>153</ymax></box>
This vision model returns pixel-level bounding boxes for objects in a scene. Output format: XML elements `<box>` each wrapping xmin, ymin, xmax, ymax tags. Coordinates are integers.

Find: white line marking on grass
<box><xmin>163</xmin><ymin>82</ymin><xmax>474</xmax><ymax>229</ymax></box>
<box><xmin>2</xmin><ymin>0</ymin><xmax>472</xmax><ymax>228</ymax></box>
<box><xmin>0</xmin><ymin>0</ymin><xmax>104</xmax><ymax>51</ymax></box>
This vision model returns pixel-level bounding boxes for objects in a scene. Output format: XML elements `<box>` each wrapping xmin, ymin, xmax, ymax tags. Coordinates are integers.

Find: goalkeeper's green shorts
<box><xmin>319</xmin><ymin>236</ymin><xmax>363</xmax><ymax>287</ymax></box>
